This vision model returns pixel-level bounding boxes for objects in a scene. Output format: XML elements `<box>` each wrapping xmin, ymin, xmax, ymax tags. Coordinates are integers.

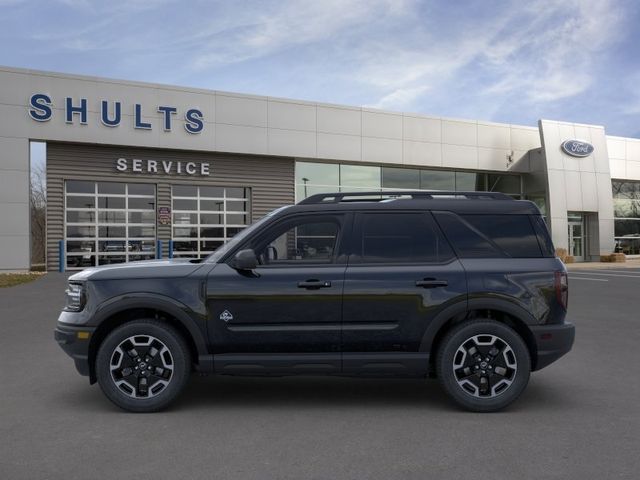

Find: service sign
<box><xmin>561</xmin><ymin>139</ymin><xmax>594</xmax><ymax>157</ymax></box>
<box><xmin>116</xmin><ymin>157</ymin><xmax>210</xmax><ymax>176</ymax></box>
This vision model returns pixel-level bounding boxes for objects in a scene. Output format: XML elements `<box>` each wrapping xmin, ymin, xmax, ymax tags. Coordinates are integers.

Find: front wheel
<box><xmin>436</xmin><ymin>319</ymin><xmax>531</xmax><ymax>412</ymax></box>
<box><xmin>96</xmin><ymin>319</ymin><xmax>191</xmax><ymax>412</ymax></box>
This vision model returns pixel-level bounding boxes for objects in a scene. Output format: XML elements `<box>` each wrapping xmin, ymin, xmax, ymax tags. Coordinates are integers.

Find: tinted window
<box><xmin>435</xmin><ymin>212</ymin><xmax>543</xmax><ymax>258</ymax></box>
<box><xmin>257</xmin><ymin>217</ymin><xmax>341</xmax><ymax>265</ymax></box>
<box><xmin>433</xmin><ymin>212</ymin><xmax>500</xmax><ymax>258</ymax></box>
<box><xmin>487</xmin><ymin>175</ymin><xmax>521</xmax><ymax>194</ymax></box>
<box><xmin>461</xmin><ymin>215</ymin><xmax>541</xmax><ymax>257</ymax></box>
<box><xmin>420</xmin><ymin>170</ymin><xmax>455</xmax><ymax>190</ymax></box>
<box><xmin>456</xmin><ymin>172</ymin><xmax>486</xmax><ymax>191</ymax></box>
<box><xmin>531</xmin><ymin>215</ymin><xmax>555</xmax><ymax>257</ymax></box>
<box><xmin>358</xmin><ymin>213</ymin><xmax>454</xmax><ymax>263</ymax></box>
<box><xmin>382</xmin><ymin>167</ymin><xmax>420</xmax><ymax>189</ymax></box>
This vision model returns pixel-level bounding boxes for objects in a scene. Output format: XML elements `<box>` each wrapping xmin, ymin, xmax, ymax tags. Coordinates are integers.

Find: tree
<box><xmin>30</xmin><ymin>163</ymin><xmax>46</xmax><ymax>268</ymax></box>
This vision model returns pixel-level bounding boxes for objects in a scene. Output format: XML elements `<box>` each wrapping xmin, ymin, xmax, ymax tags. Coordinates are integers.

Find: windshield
<box><xmin>204</xmin><ymin>205</ymin><xmax>292</xmax><ymax>263</ymax></box>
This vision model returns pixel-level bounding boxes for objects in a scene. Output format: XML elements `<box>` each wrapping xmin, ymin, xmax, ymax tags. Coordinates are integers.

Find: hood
<box><xmin>68</xmin><ymin>258</ymin><xmax>207</xmax><ymax>282</ymax></box>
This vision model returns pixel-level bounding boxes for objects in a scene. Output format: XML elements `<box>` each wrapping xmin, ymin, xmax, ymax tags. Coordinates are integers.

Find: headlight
<box><xmin>64</xmin><ymin>283</ymin><xmax>86</xmax><ymax>312</ymax></box>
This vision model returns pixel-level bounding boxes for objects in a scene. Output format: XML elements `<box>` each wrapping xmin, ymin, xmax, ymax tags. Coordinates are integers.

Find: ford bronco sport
<box><xmin>55</xmin><ymin>191</ymin><xmax>575</xmax><ymax>412</ymax></box>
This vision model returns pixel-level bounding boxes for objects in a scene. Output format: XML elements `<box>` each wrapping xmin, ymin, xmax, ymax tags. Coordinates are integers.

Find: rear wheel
<box><xmin>436</xmin><ymin>319</ymin><xmax>530</xmax><ymax>412</ymax></box>
<box><xmin>96</xmin><ymin>319</ymin><xmax>191</xmax><ymax>412</ymax></box>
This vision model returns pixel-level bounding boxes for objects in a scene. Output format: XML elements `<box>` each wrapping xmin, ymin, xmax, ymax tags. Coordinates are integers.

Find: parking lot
<box><xmin>1</xmin><ymin>269</ymin><xmax>639</xmax><ymax>480</ymax></box>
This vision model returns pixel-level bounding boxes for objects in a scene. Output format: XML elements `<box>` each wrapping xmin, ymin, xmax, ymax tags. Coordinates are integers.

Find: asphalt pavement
<box><xmin>1</xmin><ymin>271</ymin><xmax>639</xmax><ymax>479</ymax></box>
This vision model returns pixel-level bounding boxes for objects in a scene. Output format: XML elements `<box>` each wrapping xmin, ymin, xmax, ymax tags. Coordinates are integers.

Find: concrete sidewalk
<box><xmin>565</xmin><ymin>258</ymin><xmax>640</xmax><ymax>270</ymax></box>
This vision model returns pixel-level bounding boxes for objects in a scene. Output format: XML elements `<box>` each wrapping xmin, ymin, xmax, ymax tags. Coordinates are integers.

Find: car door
<box><xmin>341</xmin><ymin>211</ymin><xmax>467</xmax><ymax>374</ymax></box>
<box><xmin>206</xmin><ymin>212</ymin><xmax>350</xmax><ymax>373</ymax></box>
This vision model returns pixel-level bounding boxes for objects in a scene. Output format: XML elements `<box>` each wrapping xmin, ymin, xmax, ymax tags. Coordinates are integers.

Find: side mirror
<box><xmin>233</xmin><ymin>249</ymin><xmax>258</xmax><ymax>271</ymax></box>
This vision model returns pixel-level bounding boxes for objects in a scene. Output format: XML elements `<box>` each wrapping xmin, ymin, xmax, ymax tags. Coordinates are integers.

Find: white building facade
<box><xmin>1</xmin><ymin>65</ymin><xmax>639</xmax><ymax>271</ymax></box>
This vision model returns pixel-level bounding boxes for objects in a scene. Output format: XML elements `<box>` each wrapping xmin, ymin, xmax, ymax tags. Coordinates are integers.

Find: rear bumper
<box><xmin>530</xmin><ymin>322</ymin><xmax>575</xmax><ymax>371</ymax></box>
<box><xmin>54</xmin><ymin>323</ymin><xmax>95</xmax><ymax>377</ymax></box>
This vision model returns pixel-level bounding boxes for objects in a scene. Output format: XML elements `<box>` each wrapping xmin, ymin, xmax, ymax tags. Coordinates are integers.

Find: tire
<box><xmin>96</xmin><ymin>319</ymin><xmax>191</xmax><ymax>412</ymax></box>
<box><xmin>436</xmin><ymin>319</ymin><xmax>530</xmax><ymax>412</ymax></box>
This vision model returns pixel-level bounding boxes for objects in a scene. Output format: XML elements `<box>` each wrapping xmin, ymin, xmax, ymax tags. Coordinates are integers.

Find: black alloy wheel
<box><xmin>436</xmin><ymin>319</ymin><xmax>531</xmax><ymax>412</ymax></box>
<box><xmin>96</xmin><ymin>319</ymin><xmax>191</xmax><ymax>412</ymax></box>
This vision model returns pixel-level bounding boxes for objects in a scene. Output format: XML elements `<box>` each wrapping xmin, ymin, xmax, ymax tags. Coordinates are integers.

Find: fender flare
<box><xmin>419</xmin><ymin>299</ymin><xmax>467</xmax><ymax>352</ymax></box>
<box><xmin>419</xmin><ymin>296</ymin><xmax>537</xmax><ymax>353</ymax></box>
<box><xmin>90</xmin><ymin>293</ymin><xmax>209</xmax><ymax>356</ymax></box>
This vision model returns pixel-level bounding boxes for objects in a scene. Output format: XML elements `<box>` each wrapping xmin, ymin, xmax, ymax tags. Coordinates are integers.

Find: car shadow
<box><xmin>173</xmin><ymin>374</ymin><xmax>576</xmax><ymax>413</ymax></box>
<box><xmin>52</xmin><ymin>374</ymin><xmax>577</xmax><ymax>414</ymax></box>
<box><xmin>178</xmin><ymin>375</ymin><xmax>453</xmax><ymax>411</ymax></box>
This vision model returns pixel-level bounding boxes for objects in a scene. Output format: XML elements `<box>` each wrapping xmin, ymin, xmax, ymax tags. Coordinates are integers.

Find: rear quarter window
<box><xmin>434</xmin><ymin>212</ymin><xmax>544</xmax><ymax>258</ymax></box>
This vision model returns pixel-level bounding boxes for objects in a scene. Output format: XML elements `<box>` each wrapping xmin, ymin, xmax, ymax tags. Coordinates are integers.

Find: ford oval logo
<box><xmin>561</xmin><ymin>139</ymin><xmax>594</xmax><ymax>157</ymax></box>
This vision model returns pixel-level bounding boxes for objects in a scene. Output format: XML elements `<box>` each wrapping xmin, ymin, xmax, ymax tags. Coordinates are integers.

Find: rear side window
<box><xmin>433</xmin><ymin>212</ymin><xmax>502</xmax><ymax>258</ymax></box>
<box><xmin>461</xmin><ymin>215</ymin><xmax>542</xmax><ymax>257</ymax></box>
<box><xmin>434</xmin><ymin>212</ymin><xmax>543</xmax><ymax>258</ymax></box>
<box><xmin>530</xmin><ymin>215</ymin><xmax>555</xmax><ymax>257</ymax></box>
<box><xmin>356</xmin><ymin>212</ymin><xmax>454</xmax><ymax>263</ymax></box>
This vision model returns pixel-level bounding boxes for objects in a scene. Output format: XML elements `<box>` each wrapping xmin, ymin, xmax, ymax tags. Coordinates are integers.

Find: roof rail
<box><xmin>298</xmin><ymin>190</ymin><xmax>514</xmax><ymax>205</ymax></box>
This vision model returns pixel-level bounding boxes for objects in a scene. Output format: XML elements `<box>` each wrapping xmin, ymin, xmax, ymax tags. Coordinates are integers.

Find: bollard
<box><xmin>58</xmin><ymin>240</ymin><xmax>65</xmax><ymax>273</ymax></box>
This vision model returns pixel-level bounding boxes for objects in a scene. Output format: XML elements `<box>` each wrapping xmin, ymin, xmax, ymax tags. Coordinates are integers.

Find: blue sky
<box><xmin>2</xmin><ymin>0</ymin><xmax>640</xmax><ymax>137</ymax></box>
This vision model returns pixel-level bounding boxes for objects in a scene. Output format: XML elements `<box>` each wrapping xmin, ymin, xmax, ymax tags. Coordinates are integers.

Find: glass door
<box><xmin>567</xmin><ymin>212</ymin><xmax>584</xmax><ymax>262</ymax></box>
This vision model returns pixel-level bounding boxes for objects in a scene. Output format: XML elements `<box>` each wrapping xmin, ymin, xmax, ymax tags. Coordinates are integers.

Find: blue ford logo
<box><xmin>561</xmin><ymin>139</ymin><xmax>594</xmax><ymax>157</ymax></box>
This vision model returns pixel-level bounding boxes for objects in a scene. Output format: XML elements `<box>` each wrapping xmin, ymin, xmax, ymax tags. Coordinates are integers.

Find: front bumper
<box><xmin>530</xmin><ymin>322</ymin><xmax>575</xmax><ymax>371</ymax></box>
<box><xmin>54</xmin><ymin>323</ymin><xmax>96</xmax><ymax>377</ymax></box>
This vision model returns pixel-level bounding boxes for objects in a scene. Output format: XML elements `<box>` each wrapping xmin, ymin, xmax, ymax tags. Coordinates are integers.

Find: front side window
<box><xmin>356</xmin><ymin>212</ymin><xmax>454</xmax><ymax>264</ymax></box>
<box><xmin>256</xmin><ymin>216</ymin><xmax>341</xmax><ymax>265</ymax></box>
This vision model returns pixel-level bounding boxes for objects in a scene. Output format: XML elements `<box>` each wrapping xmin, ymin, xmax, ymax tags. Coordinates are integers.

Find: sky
<box><xmin>2</xmin><ymin>0</ymin><xmax>640</xmax><ymax>137</ymax></box>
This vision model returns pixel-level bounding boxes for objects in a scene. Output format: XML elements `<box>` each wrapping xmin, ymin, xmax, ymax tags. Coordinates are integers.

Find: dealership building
<box><xmin>1</xmin><ymin>65</ymin><xmax>640</xmax><ymax>271</ymax></box>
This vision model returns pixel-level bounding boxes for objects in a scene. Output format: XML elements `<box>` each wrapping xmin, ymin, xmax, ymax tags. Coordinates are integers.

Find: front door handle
<box><xmin>298</xmin><ymin>279</ymin><xmax>332</xmax><ymax>289</ymax></box>
<box><xmin>415</xmin><ymin>278</ymin><xmax>448</xmax><ymax>288</ymax></box>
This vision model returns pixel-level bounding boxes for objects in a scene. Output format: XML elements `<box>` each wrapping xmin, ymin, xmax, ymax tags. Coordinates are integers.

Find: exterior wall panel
<box><xmin>46</xmin><ymin>142</ymin><xmax>294</xmax><ymax>270</ymax></box>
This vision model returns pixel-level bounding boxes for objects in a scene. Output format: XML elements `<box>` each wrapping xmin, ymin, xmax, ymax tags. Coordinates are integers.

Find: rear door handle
<box><xmin>415</xmin><ymin>279</ymin><xmax>448</xmax><ymax>288</ymax></box>
<box><xmin>298</xmin><ymin>279</ymin><xmax>332</xmax><ymax>289</ymax></box>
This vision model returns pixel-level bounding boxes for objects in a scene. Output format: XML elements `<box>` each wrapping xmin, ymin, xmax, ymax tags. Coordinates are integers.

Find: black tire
<box><xmin>96</xmin><ymin>319</ymin><xmax>191</xmax><ymax>412</ymax></box>
<box><xmin>436</xmin><ymin>319</ymin><xmax>530</xmax><ymax>412</ymax></box>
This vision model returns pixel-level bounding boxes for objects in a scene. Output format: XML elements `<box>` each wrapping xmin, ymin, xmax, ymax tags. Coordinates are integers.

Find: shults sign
<box><xmin>28</xmin><ymin>94</ymin><xmax>204</xmax><ymax>134</ymax></box>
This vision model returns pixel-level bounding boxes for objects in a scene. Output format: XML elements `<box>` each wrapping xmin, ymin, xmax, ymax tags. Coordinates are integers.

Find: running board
<box><xmin>196</xmin><ymin>352</ymin><xmax>430</xmax><ymax>377</ymax></box>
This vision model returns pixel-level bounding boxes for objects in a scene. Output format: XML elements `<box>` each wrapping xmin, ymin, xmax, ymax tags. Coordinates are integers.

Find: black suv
<box><xmin>55</xmin><ymin>191</ymin><xmax>574</xmax><ymax>412</ymax></box>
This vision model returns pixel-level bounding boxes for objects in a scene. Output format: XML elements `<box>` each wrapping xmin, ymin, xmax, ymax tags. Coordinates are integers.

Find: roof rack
<box><xmin>298</xmin><ymin>190</ymin><xmax>514</xmax><ymax>205</ymax></box>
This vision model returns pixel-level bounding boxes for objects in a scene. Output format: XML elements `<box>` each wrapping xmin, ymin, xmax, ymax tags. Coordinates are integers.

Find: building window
<box><xmin>65</xmin><ymin>180</ymin><xmax>156</xmax><ymax>270</ymax></box>
<box><xmin>382</xmin><ymin>167</ymin><xmax>420</xmax><ymax>189</ymax></box>
<box><xmin>171</xmin><ymin>186</ymin><xmax>249</xmax><ymax>259</ymax></box>
<box><xmin>295</xmin><ymin>161</ymin><xmax>522</xmax><ymax>201</ymax></box>
<box><xmin>612</xmin><ymin>180</ymin><xmax>640</xmax><ymax>255</ymax></box>
<box><xmin>340</xmin><ymin>164</ymin><xmax>381</xmax><ymax>192</ymax></box>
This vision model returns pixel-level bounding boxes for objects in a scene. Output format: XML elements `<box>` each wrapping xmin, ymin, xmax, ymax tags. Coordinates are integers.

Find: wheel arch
<box><xmin>421</xmin><ymin>298</ymin><xmax>538</xmax><ymax>373</ymax></box>
<box><xmin>87</xmin><ymin>294</ymin><xmax>208</xmax><ymax>384</ymax></box>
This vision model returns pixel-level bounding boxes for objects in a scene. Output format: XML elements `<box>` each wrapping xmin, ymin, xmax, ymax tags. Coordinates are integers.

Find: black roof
<box><xmin>287</xmin><ymin>191</ymin><xmax>541</xmax><ymax>215</ymax></box>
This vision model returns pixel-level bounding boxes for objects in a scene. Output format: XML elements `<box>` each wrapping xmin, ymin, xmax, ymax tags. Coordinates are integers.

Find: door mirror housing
<box><xmin>233</xmin><ymin>249</ymin><xmax>258</xmax><ymax>271</ymax></box>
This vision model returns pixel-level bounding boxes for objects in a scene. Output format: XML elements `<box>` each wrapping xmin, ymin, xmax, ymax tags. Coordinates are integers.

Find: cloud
<box><xmin>482</xmin><ymin>0</ymin><xmax>624</xmax><ymax>103</ymax></box>
<box><xmin>370</xmin><ymin>85</ymin><xmax>430</xmax><ymax>110</ymax></box>
<box><xmin>190</xmin><ymin>0</ymin><xmax>412</xmax><ymax>70</ymax></box>
<box><xmin>359</xmin><ymin>0</ymin><xmax>626</xmax><ymax>113</ymax></box>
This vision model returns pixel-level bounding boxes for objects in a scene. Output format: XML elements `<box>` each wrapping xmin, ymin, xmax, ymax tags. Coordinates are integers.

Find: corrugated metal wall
<box><xmin>46</xmin><ymin>142</ymin><xmax>295</xmax><ymax>271</ymax></box>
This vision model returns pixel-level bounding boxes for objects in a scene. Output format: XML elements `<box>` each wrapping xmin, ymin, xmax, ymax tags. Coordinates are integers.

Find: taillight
<box><xmin>555</xmin><ymin>271</ymin><xmax>568</xmax><ymax>310</ymax></box>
